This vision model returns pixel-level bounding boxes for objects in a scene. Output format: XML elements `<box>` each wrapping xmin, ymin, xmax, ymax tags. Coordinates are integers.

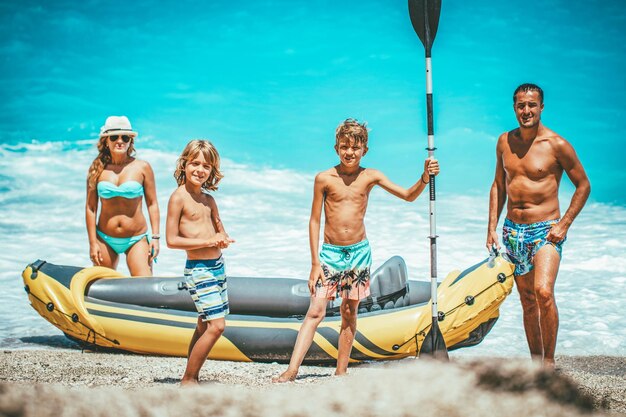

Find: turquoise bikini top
<box><xmin>97</xmin><ymin>180</ymin><xmax>144</xmax><ymax>199</ymax></box>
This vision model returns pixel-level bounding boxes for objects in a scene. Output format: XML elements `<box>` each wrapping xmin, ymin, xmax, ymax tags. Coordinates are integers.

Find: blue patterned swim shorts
<box><xmin>184</xmin><ymin>257</ymin><xmax>229</xmax><ymax>321</ymax></box>
<box><xmin>314</xmin><ymin>239</ymin><xmax>372</xmax><ymax>301</ymax></box>
<box><xmin>503</xmin><ymin>218</ymin><xmax>565</xmax><ymax>276</ymax></box>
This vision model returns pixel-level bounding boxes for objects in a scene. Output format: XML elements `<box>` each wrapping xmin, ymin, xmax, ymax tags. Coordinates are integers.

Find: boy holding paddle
<box><xmin>273</xmin><ymin>119</ymin><xmax>439</xmax><ymax>382</ymax></box>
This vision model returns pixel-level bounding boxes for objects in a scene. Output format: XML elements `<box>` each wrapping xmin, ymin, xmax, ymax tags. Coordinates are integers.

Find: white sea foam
<box><xmin>0</xmin><ymin>141</ymin><xmax>625</xmax><ymax>357</ymax></box>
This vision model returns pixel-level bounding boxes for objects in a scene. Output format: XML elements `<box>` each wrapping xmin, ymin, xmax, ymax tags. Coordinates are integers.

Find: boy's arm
<box><xmin>308</xmin><ymin>174</ymin><xmax>325</xmax><ymax>293</ymax></box>
<box><xmin>165</xmin><ymin>192</ymin><xmax>224</xmax><ymax>250</ymax></box>
<box><xmin>208</xmin><ymin>195</ymin><xmax>235</xmax><ymax>249</ymax></box>
<box><xmin>374</xmin><ymin>159</ymin><xmax>439</xmax><ymax>202</ymax></box>
<box><xmin>208</xmin><ymin>195</ymin><xmax>226</xmax><ymax>234</ymax></box>
<box><xmin>486</xmin><ymin>135</ymin><xmax>507</xmax><ymax>250</ymax></box>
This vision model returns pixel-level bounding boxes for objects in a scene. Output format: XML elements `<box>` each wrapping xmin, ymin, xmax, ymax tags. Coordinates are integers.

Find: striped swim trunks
<box><xmin>184</xmin><ymin>257</ymin><xmax>229</xmax><ymax>321</ymax></box>
<box><xmin>314</xmin><ymin>239</ymin><xmax>372</xmax><ymax>301</ymax></box>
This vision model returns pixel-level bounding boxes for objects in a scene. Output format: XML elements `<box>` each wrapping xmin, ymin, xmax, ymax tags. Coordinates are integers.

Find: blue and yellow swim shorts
<box><xmin>184</xmin><ymin>257</ymin><xmax>229</xmax><ymax>321</ymax></box>
<box><xmin>314</xmin><ymin>239</ymin><xmax>372</xmax><ymax>301</ymax></box>
<box><xmin>503</xmin><ymin>218</ymin><xmax>565</xmax><ymax>276</ymax></box>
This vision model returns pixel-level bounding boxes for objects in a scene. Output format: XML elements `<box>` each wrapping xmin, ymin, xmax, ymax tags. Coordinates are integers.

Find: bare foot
<box><xmin>543</xmin><ymin>358</ymin><xmax>556</xmax><ymax>370</ymax></box>
<box><xmin>180</xmin><ymin>377</ymin><xmax>199</xmax><ymax>387</ymax></box>
<box><xmin>334</xmin><ymin>370</ymin><xmax>348</xmax><ymax>377</ymax></box>
<box><xmin>272</xmin><ymin>369</ymin><xmax>297</xmax><ymax>383</ymax></box>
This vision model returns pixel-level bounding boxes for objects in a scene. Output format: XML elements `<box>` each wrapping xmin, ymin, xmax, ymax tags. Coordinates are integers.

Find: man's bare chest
<box><xmin>503</xmin><ymin>145</ymin><xmax>559</xmax><ymax>181</ymax></box>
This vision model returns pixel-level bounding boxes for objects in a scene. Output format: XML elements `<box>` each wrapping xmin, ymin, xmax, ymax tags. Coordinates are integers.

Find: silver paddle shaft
<box><xmin>425</xmin><ymin>56</ymin><xmax>438</xmax><ymax>319</ymax></box>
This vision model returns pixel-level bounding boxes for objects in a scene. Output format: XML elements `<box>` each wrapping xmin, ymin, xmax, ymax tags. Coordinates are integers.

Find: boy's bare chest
<box><xmin>325</xmin><ymin>178</ymin><xmax>370</xmax><ymax>203</ymax></box>
<box><xmin>183</xmin><ymin>199</ymin><xmax>212</xmax><ymax>221</ymax></box>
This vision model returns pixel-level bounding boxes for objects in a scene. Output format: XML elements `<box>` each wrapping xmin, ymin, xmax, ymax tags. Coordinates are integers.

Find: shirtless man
<box><xmin>487</xmin><ymin>84</ymin><xmax>590</xmax><ymax>367</ymax></box>
<box><xmin>273</xmin><ymin>118</ymin><xmax>440</xmax><ymax>382</ymax></box>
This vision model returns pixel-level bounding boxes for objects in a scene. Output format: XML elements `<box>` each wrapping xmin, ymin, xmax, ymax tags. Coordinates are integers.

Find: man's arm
<box><xmin>375</xmin><ymin>159</ymin><xmax>439</xmax><ymax>202</ymax></box>
<box><xmin>308</xmin><ymin>174</ymin><xmax>325</xmax><ymax>293</ymax></box>
<box><xmin>546</xmin><ymin>138</ymin><xmax>591</xmax><ymax>243</ymax></box>
<box><xmin>487</xmin><ymin>135</ymin><xmax>507</xmax><ymax>250</ymax></box>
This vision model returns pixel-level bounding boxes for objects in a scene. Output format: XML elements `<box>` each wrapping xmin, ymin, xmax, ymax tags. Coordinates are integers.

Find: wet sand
<box><xmin>0</xmin><ymin>350</ymin><xmax>624</xmax><ymax>416</ymax></box>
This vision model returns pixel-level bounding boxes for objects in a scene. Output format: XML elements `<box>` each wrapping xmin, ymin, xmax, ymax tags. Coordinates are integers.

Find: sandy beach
<box><xmin>0</xmin><ymin>350</ymin><xmax>624</xmax><ymax>417</ymax></box>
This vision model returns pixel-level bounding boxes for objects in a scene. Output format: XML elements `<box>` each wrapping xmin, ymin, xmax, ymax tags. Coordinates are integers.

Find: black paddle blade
<box><xmin>408</xmin><ymin>0</ymin><xmax>442</xmax><ymax>56</ymax></box>
<box><xmin>419</xmin><ymin>317</ymin><xmax>449</xmax><ymax>360</ymax></box>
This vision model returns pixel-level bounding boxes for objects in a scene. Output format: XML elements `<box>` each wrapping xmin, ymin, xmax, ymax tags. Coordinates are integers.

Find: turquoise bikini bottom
<box><xmin>97</xmin><ymin>229</ymin><xmax>149</xmax><ymax>254</ymax></box>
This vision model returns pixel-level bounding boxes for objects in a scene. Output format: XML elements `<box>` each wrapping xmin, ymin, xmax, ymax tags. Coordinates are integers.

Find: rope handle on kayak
<box><xmin>25</xmin><ymin>287</ymin><xmax>120</xmax><ymax>347</ymax></box>
<box><xmin>391</xmin><ymin>270</ymin><xmax>514</xmax><ymax>353</ymax></box>
<box><xmin>392</xmin><ymin>333</ymin><xmax>421</xmax><ymax>352</ymax></box>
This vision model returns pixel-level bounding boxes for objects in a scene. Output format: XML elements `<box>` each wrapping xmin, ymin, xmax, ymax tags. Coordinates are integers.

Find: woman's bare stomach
<box><xmin>98</xmin><ymin>214</ymin><xmax>148</xmax><ymax>237</ymax></box>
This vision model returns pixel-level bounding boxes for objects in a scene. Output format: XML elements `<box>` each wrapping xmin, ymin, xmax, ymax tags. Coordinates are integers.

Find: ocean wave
<box><xmin>1</xmin><ymin>140</ymin><xmax>625</xmax><ymax>356</ymax></box>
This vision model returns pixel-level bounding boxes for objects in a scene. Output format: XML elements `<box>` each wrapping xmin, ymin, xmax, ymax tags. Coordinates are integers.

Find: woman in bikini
<box><xmin>85</xmin><ymin>116</ymin><xmax>160</xmax><ymax>276</ymax></box>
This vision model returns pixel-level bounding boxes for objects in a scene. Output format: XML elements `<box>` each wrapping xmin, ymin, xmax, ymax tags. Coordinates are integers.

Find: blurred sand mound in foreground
<box><xmin>2</xmin><ymin>355</ymin><xmax>619</xmax><ymax>417</ymax></box>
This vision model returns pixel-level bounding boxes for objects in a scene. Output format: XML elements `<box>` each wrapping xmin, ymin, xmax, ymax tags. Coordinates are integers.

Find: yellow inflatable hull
<box><xmin>22</xmin><ymin>256</ymin><xmax>514</xmax><ymax>363</ymax></box>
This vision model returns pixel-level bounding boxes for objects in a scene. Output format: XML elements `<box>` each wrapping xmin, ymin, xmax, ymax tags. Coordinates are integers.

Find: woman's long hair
<box><xmin>87</xmin><ymin>136</ymin><xmax>136</xmax><ymax>189</ymax></box>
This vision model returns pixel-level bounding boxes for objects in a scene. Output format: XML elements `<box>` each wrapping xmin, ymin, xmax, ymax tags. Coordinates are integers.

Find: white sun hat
<box><xmin>99</xmin><ymin>116</ymin><xmax>138</xmax><ymax>137</ymax></box>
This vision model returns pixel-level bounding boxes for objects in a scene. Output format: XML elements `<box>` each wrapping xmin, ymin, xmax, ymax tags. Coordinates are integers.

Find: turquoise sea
<box><xmin>0</xmin><ymin>141</ymin><xmax>624</xmax><ymax>357</ymax></box>
<box><xmin>0</xmin><ymin>1</ymin><xmax>625</xmax><ymax>356</ymax></box>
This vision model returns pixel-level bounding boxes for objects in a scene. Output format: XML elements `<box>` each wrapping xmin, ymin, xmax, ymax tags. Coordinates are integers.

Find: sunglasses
<box><xmin>108</xmin><ymin>135</ymin><xmax>132</xmax><ymax>143</ymax></box>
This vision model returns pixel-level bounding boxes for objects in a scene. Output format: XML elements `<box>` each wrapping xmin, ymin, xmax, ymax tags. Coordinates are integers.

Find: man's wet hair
<box><xmin>513</xmin><ymin>83</ymin><xmax>544</xmax><ymax>103</ymax></box>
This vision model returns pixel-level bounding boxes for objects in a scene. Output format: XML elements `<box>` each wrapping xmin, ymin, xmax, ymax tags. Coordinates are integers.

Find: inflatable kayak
<box><xmin>21</xmin><ymin>255</ymin><xmax>514</xmax><ymax>363</ymax></box>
